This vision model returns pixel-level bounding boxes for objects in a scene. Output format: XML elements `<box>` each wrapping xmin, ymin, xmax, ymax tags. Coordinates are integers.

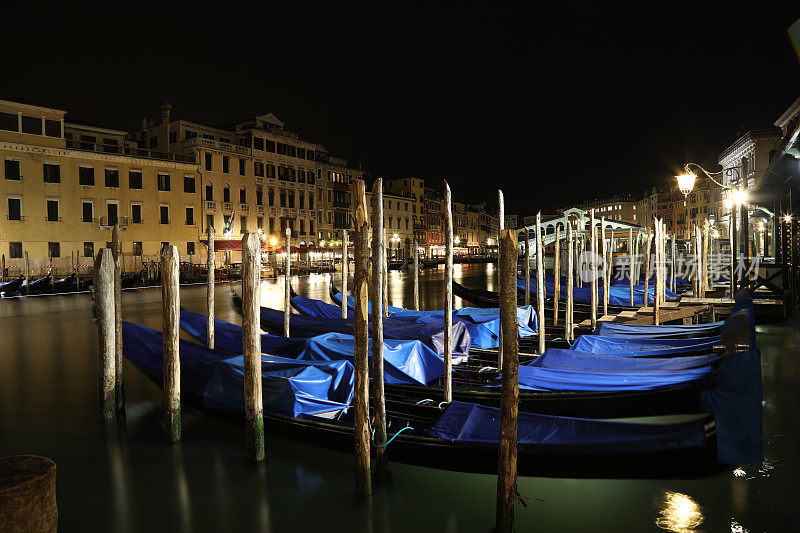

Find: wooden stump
<box><xmin>0</xmin><ymin>456</ymin><xmax>57</xmax><ymax>532</ymax></box>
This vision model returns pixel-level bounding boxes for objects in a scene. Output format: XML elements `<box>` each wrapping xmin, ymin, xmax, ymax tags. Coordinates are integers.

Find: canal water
<box><xmin>0</xmin><ymin>264</ymin><xmax>797</xmax><ymax>532</ymax></box>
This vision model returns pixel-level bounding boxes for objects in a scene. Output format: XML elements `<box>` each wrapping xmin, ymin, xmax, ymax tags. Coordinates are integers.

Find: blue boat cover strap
<box><xmin>122</xmin><ymin>321</ymin><xmax>354</xmax><ymax>417</ymax></box>
<box><xmin>570</xmin><ymin>335</ymin><xmax>722</xmax><ymax>357</ymax></box>
<box><xmin>426</xmin><ymin>401</ymin><xmax>708</xmax><ymax>454</ymax></box>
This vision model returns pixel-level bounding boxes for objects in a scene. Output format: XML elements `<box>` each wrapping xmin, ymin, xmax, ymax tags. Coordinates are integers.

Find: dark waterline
<box><xmin>0</xmin><ymin>264</ymin><xmax>797</xmax><ymax>532</ymax></box>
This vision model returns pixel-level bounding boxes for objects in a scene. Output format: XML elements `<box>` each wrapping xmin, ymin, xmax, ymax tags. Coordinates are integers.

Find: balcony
<box><xmin>256</xmin><ymin>206</ymin><xmax>265</xmax><ymax>214</ymax></box>
<box><xmin>182</xmin><ymin>137</ymin><xmax>252</xmax><ymax>156</ymax></box>
<box><xmin>45</xmin><ymin>216</ymin><xmax>63</xmax><ymax>222</ymax></box>
<box><xmin>255</xmin><ymin>177</ymin><xmax>264</xmax><ymax>185</ymax></box>
<box><xmin>240</xmin><ymin>204</ymin><xmax>250</xmax><ymax>212</ymax></box>
<box><xmin>205</xmin><ymin>201</ymin><xmax>217</xmax><ymax>210</ymax></box>
<box><xmin>222</xmin><ymin>202</ymin><xmax>234</xmax><ymax>211</ymax></box>
<box><xmin>65</xmin><ymin>140</ymin><xmax>196</xmax><ymax>164</ymax></box>
<box><xmin>97</xmin><ymin>216</ymin><xmax>130</xmax><ymax>228</ymax></box>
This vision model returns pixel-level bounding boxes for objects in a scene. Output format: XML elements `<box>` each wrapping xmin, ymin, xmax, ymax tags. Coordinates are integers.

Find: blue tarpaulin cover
<box><xmin>180</xmin><ymin>309</ymin><xmax>449</xmax><ymax>385</ymax></box>
<box><xmin>122</xmin><ymin>321</ymin><xmax>354</xmax><ymax>417</ymax></box>
<box><xmin>528</xmin><ymin>348</ymin><xmax>719</xmax><ymax>371</ymax></box>
<box><xmin>327</xmin><ymin>289</ymin><xmax>538</xmax><ymax>347</ymax></box>
<box><xmin>517</xmin><ymin>275</ymin><xmax>678</xmax><ymax>306</ymax></box>
<box><xmin>570</xmin><ymin>335</ymin><xmax>722</xmax><ymax>357</ymax></box>
<box><xmin>593</xmin><ymin>321</ymin><xmax>724</xmax><ymax>339</ymax></box>
<box><xmin>505</xmin><ymin>363</ymin><xmax>712</xmax><ymax>391</ymax></box>
<box><xmin>700</xmin><ymin>298</ymin><xmax>763</xmax><ymax>464</ymax></box>
<box><xmin>258</xmin><ymin>305</ymin><xmax>472</xmax><ymax>357</ymax></box>
<box><xmin>426</xmin><ymin>401</ymin><xmax>709</xmax><ymax>454</ymax></box>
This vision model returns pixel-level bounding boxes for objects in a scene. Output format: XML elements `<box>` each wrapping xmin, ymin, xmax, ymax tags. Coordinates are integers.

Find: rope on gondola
<box><xmin>511</xmin><ymin>483</ymin><xmax>544</xmax><ymax>508</ymax></box>
<box><xmin>376</xmin><ymin>425</ymin><xmax>414</xmax><ymax>448</ymax></box>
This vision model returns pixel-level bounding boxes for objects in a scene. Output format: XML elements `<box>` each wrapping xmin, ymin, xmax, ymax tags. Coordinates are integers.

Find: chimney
<box><xmin>161</xmin><ymin>102</ymin><xmax>172</xmax><ymax>125</ymax></box>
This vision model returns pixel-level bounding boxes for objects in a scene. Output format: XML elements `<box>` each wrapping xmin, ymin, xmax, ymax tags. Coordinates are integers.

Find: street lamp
<box><xmin>269</xmin><ymin>237</ymin><xmax>277</xmax><ymax>246</ymax></box>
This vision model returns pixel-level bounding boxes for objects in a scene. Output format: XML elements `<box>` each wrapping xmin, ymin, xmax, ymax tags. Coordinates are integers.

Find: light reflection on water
<box><xmin>655</xmin><ymin>491</ymin><xmax>704</xmax><ymax>532</ymax></box>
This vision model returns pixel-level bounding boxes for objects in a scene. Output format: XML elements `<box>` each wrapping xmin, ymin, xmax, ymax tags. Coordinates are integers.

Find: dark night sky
<box><xmin>2</xmin><ymin>2</ymin><xmax>800</xmax><ymax>216</ymax></box>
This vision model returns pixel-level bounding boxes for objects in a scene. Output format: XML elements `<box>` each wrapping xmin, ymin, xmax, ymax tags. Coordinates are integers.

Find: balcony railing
<box><xmin>45</xmin><ymin>216</ymin><xmax>62</xmax><ymax>222</ymax></box>
<box><xmin>240</xmin><ymin>204</ymin><xmax>250</xmax><ymax>212</ymax></box>
<box><xmin>256</xmin><ymin>206</ymin><xmax>265</xmax><ymax>214</ymax></box>
<box><xmin>222</xmin><ymin>202</ymin><xmax>234</xmax><ymax>211</ymax></box>
<box><xmin>205</xmin><ymin>201</ymin><xmax>217</xmax><ymax>210</ymax></box>
<box><xmin>97</xmin><ymin>216</ymin><xmax>130</xmax><ymax>228</ymax></box>
<box><xmin>65</xmin><ymin>140</ymin><xmax>196</xmax><ymax>164</ymax></box>
<box><xmin>182</xmin><ymin>137</ymin><xmax>252</xmax><ymax>156</ymax></box>
<box><xmin>7</xmin><ymin>215</ymin><xmax>23</xmax><ymax>221</ymax></box>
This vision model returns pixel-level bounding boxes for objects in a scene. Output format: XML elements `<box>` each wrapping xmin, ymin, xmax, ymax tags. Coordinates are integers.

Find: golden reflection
<box><xmin>655</xmin><ymin>491</ymin><xmax>703</xmax><ymax>532</ymax></box>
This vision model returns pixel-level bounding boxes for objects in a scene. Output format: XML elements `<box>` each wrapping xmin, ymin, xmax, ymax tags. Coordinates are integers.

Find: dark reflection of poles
<box><xmin>255</xmin><ymin>464</ymin><xmax>271</xmax><ymax>532</ymax></box>
<box><xmin>171</xmin><ymin>446</ymin><xmax>193</xmax><ymax>533</ymax></box>
<box><xmin>212</xmin><ymin>454</ymin><xmax>231</xmax><ymax>533</ymax></box>
<box><xmin>102</xmin><ymin>417</ymin><xmax>131</xmax><ymax>533</ymax></box>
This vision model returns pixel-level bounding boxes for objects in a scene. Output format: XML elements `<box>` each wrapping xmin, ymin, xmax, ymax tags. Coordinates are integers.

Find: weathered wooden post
<box><xmin>24</xmin><ymin>251</ymin><xmax>30</xmax><ymax>295</ymax></box>
<box><xmin>601</xmin><ymin>217</ymin><xmax>607</xmax><ymax>316</ymax></box>
<box><xmin>161</xmin><ymin>245</ymin><xmax>181</xmax><ymax>442</ymax></box>
<box><xmin>590</xmin><ymin>209</ymin><xmax>597</xmax><ymax>328</ymax></box>
<box><xmin>670</xmin><ymin>233</ymin><xmax>676</xmax><ymax>293</ymax></box>
<box><xmin>565</xmin><ymin>222</ymin><xmax>574</xmax><ymax>341</ymax></box>
<box><xmin>382</xmin><ymin>232</ymin><xmax>389</xmax><ymax>317</ymax></box>
<box><xmin>242</xmin><ymin>233</ymin><xmax>265</xmax><ymax>463</ymax></box>
<box><xmin>628</xmin><ymin>228</ymin><xmax>634</xmax><ymax>305</ymax></box>
<box><xmin>94</xmin><ymin>248</ymin><xmax>116</xmax><ymax>420</ymax></box>
<box><xmin>351</xmin><ymin>179</ymin><xmax>371</xmax><ymax>497</ymax></box>
<box><xmin>341</xmin><ymin>230</ymin><xmax>348</xmax><ymax>319</ymax></box>
<box><xmin>0</xmin><ymin>455</ymin><xmax>59</xmax><ymax>532</ymax></box>
<box><xmin>604</xmin><ymin>225</ymin><xmax>612</xmax><ymax>313</ymax></box>
<box><xmin>413</xmin><ymin>236</ymin><xmax>420</xmax><ymax>311</ymax></box>
<box><xmin>206</xmin><ymin>226</ymin><xmax>215</xmax><ymax>349</ymax></box>
<box><xmin>495</xmin><ymin>227</ymin><xmax>519</xmax><ymax>533</ymax></box>
<box><xmin>497</xmin><ymin>190</ymin><xmax>505</xmax><ymax>368</ymax></box>
<box><xmin>111</xmin><ymin>224</ymin><xmax>124</xmax><ymax>412</ymax></box>
<box><xmin>370</xmin><ymin>179</ymin><xmax>388</xmax><ymax>478</ymax></box>
<box><xmin>728</xmin><ymin>211</ymin><xmax>735</xmax><ymax>297</ymax></box>
<box><xmin>702</xmin><ymin>220</ymin><xmax>710</xmax><ymax>297</ymax></box>
<box><xmin>284</xmin><ymin>227</ymin><xmax>291</xmax><ymax>337</ymax></box>
<box><xmin>48</xmin><ymin>247</ymin><xmax>54</xmax><ymax>293</ymax></box>
<box><xmin>644</xmin><ymin>229</ymin><xmax>652</xmax><ymax>305</ymax></box>
<box><xmin>524</xmin><ymin>226</ymin><xmax>531</xmax><ymax>307</ymax></box>
<box><xmin>553</xmin><ymin>223</ymin><xmax>560</xmax><ymax>323</ymax></box>
<box><xmin>654</xmin><ymin>220</ymin><xmax>661</xmax><ymax>325</ymax></box>
<box><xmin>536</xmin><ymin>213</ymin><xmax>545</xmax><ymax>354</ymax></box>
<box><xmin>443</xmin><ymin>181</ymin><xmax>454</xmax><ymax>400</ymax></box>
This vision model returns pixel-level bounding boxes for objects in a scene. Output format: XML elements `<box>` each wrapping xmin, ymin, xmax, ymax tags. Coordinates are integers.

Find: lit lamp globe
<box><xmin>733</xmin><ymin>189</ymin><xmax>748</xmax><ymax>206</ymax></box>
<box><xmin>269</xmin><ymin>237</ymin><xmax>278</xmax><ymax>246</ymax></box>
<box><xmin>723</xmin><ymin>198</ymin><xmax>734</xmax><ymax>210</ymax></box>
<box><xmin>676</xmin><ymin>172</ymin><xmax>697</xmax><ymax>197</ymax></box>
<box><xmin>785</xmin><ymin>215</ymin><xmax>793</xmax><ymax>223</ymax></box>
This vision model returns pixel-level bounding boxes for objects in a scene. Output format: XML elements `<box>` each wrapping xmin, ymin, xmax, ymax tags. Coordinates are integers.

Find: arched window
<box><xmin>256</xmin><ymin>186</ymin><xmax>263</xmax><ymax>205</ymax></box>
<box><xmin>239</xmin><ymin>186</ymin><xmax>247</xmax><ymax>204</ymax></box>
<box><xmin>223</xmin><ymin>184</ymin><xmax>231</xmax><ymax>203</ymax></box>
<box><xmin>205</xmin><ymin>182</ymin><xmax>214</xmax><ymax>201</ymax></box>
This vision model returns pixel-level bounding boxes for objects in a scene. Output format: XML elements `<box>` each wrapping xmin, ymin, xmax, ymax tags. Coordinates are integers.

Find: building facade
<box><xmin>0</xmin><ymin>99</ymin><xmax>199</xmax><ymax>275</ymax></box>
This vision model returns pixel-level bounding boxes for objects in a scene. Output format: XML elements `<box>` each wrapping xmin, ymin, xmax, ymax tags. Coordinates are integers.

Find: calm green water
<box><xmin>0</xmin><ymin>264</ymin><xmax>797</xmax><ymax>532</ymax></box>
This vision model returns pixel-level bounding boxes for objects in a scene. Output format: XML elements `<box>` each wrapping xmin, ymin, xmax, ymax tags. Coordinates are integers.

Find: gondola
<box><xmin>124</xmin><ymin>320</ymin><xmax>724</xmax><ymax>479</ymax></box>
<box><xmin>209</xmin><ymin>301</ymin><xmax>718</xmax><ymax>418</ymax></box>
<box><xmin>0</xmin><ymin>277</ymin><xmax>24</xmax><ymax>296</ymax></box>
<box><xmin>121</xmin><ymin>268</ymin><xmax>145</xmax><ymax>289</ymax></box>
<box><xmin>20</xmin><ymin>274</ymin><xmax>53</xmax><ymax>295</ymax></box>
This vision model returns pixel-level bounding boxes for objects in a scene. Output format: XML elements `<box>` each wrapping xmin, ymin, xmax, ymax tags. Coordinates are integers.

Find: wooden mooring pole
<box><xmin>495</xmin><ymin>227</ymin><xmax>519</xmax><ymax>533</ymax></box>
<box><xmin>443</xmin><ymin>181</ymin><xmax>454</xmax><ymax>400</ymax></box>
<box><xmin>341</xmin><ymin>230</ymin><xmax>348</xmax><ymax>319</ymax></box>
<box><xmin>284</xmin><ymin>227</ymin><xmax>291</xmax><ymax>337</ymax></box>
<box><xmin>565</xmin><ymin>222</ymin><xmax>574</xmax><ymax>341</ymax></box>
<box><xmin>536</xmin><ymin>213</ymin><xmax>545</xmax><ymax>354</ymax></box>
<box><xmin>24</xmin><ymin>251</ymin><xmax>30</xmax><ymax>295</ymax></box>
<box><xmin>553</xmin><ymin>223</ymin><xmax>560</xmax><ymax>324</ymax></box>
<box><xmin>161</xmin><ymin>245</ymin><xmax>181</xmax><ymax>442</ymax></box>
<box><xmin>352</xmin><ymin>179</ymin><xmax>371</xmax><ymax>497</ymax></box>
<box><xmin>413</xmin><ymin>237</ymin><xmax>420</xmax><ymax>311</ymax></box>
<box><xmin>628</xmin><ymin>228</ymin><xmax>634</xmax><ymax>306</ymax></box>
<box><xmin>590</xmin><ymin>209</ymin><xmax>597</xmax><ymax>329</ymax></box>
<box><xmin>524</xmin><ymin>226</ymin><xmax>531</xmax><ymax>307</ymax></box>
<box><xmin>654</xmin><ymin>220</ymin><xmax>661</xmax><ymax>325</ymax></box>
<box><xmin>242</xmin><ymin>233</ymin><xmax>265</xmax><ymax>463</ymax></box>
<box><xmin>207</xmin><ymin>226</ymin><xmax>215</xmax><ymax>349</ymax></box>
<box><xmin>383</xmin><ymin>233</ymin><xmax>389</xmax><ymax>317</ymax></box>
<box><xmin>644</xmin><ymin>229</ymin><xmax>652</xmax><ymax>305</ymax></box>
<box><xmin>601</xmin><ymin>217</ymin><xmax>608</xmax><ymax>317</ymax></box>
<box><xmin>497</xmin><ymin>190</ymin><xmax>504</xmax><ymax>369</ymax></box>
<box><xmin>111</xmin><ymin>224</ymin><xmax>124</xmax><ymax>412</ymax></box>
<box><xmin>371</xmin><ymin>179</ymin><xmax>388</xmax><ymax>478</ymax></box>
<box><xmin>94</xmin><ymin>248</ymin><xmax>116</xmax><ymax>420</ymax></box>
